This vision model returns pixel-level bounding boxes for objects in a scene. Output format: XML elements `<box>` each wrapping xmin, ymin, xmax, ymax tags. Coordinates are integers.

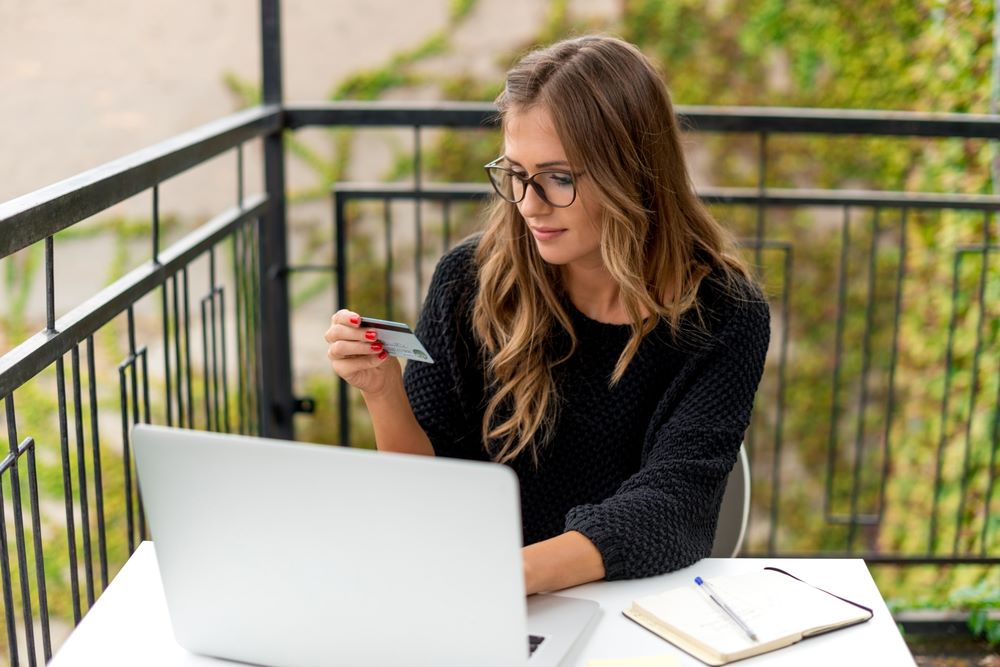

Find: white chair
<box><xmin>710</xmin><ymin>444</ymin><xmax>750</xmax><ymax>557</ymax></box>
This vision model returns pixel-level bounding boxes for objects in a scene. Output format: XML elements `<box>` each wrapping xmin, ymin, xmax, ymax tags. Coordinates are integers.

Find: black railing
<box><xmin>289</xmin><ymin>102</ymin><xmax>999</xmax><ymax>566</ymax></box>
<box><xmin>1</xmin><ymin>102</ymin><xmax>998</xmax><ymax>663</ymax></box>
<box><xmin>323</xmin><ymin>182</ymin><xmax>999</xmax><ymax>566</ymax></box>
<box><xmin>0</xmin><ymin>109</ymin><xmax>277</xmax><ymax>664</ymax></box>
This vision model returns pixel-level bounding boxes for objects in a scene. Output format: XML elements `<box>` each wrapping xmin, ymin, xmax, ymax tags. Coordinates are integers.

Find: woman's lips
<box><xmin>530</xmin><ymin>227</ymin><xmax>566</xmax><ymax>241</ymax></box>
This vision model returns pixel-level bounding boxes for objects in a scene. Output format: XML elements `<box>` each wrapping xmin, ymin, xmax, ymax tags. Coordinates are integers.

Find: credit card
<box><xmin>359</xmin><ymin>317</ymin><xmax>435</xmax><ymax>364</ymax></box>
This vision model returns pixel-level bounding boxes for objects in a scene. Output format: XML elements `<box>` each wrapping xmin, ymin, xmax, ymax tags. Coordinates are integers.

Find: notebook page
<box><xmin>632</xmin><ymin>570</ymin><xmax>868</xmax><ymax>657</ymax></box>
<box><xmin>634</xmin><ymin>585</ymin><xmax>761</xmax><ymax>656</ymax></box>
<box><xmin>749</xmin><ymin>570</ymin><xmax>870</xmax><ymax>636</ymax></box>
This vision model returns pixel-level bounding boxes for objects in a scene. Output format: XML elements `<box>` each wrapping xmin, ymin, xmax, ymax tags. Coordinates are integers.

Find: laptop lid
<box><xmin>133</xmin><ymin>424</ymin><xmax>535</xmax><ymax>667</ymax></box>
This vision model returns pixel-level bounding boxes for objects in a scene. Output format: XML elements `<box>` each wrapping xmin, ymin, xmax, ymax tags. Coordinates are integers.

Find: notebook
<box><xmin>132</xmin><ymin>424</ymin><xmax>600</xmax><ymax>667</ymax></box>
<box><xmin>623</xmin><ymin>568</ymin><xmax>873</xmax><ymax>666</ymax></box>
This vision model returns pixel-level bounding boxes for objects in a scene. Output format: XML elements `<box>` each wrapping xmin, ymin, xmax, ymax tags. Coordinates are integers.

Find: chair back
<box><xmin>710</xmin><ymin>444</ymin><xmax>750</xmax><ymax>557</ymax></box>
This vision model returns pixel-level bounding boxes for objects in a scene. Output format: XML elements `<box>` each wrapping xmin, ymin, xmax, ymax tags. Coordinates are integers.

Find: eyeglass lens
<box><xmin>486</xmin><ymin>167</ymin><xmax>576</xmax><ymax>207</ymax></box>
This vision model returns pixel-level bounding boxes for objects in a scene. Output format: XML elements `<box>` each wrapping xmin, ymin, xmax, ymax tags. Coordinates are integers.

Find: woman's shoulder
<box><xmin>432</xmin><ymin>233</ymin><xmax>481</xmax><ymax>282</ymax></box>
<box><xmin>691</xmin><ymin>269</ymin><xmax>770</xmax><ymax>337</ymax></box>
<box><xmin>422</xmin><ymin>234</ymin><xmax>481</xmax><ymax>316</ymax></box>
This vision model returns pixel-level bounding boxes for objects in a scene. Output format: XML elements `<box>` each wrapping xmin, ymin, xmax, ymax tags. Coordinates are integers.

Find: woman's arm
<box><xmin>362</xmin><ymin>369</ymin><xmax>435</xmax><ymax>456</ymax></box>
<box><xmin>564</xmin><ymin>291</ymin><xmax>770</xmax><ymax>580</ymax></box>
<box><xmin>522</xmin><ymin>531</ymin><xmax>605</xmax><ymax>595</ymax></box>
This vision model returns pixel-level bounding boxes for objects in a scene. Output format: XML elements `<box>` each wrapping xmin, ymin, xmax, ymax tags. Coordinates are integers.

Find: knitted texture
<box><xmin>403</xmin><ymin>238</ymin><xmax>770</xmax><ymax>580</ymax></box>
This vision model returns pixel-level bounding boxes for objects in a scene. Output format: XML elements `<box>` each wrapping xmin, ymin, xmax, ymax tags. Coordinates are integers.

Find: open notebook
<box><xmin>623</xmin><ymin>568</ymin><xmax>873</xmax><ymax>665</ymax></box>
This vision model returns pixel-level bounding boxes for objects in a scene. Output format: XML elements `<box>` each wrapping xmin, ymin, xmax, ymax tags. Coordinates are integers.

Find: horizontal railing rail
<box><xmin>285</xmin><ymin>101</ymin><xmax>1000</xmax><ymax>138</ymax></box>
<box><xmin>0</xmin><ymin>106</ymin><xmax>282</xmax><ymax>259</ymax></box>
<box><xmin>699</xmin><ymin>187</ymin><xmax>1000</xmax><ymax>210</ymax></box>
<box><xmin>327</xmin><ymin>181</ymin><xmax>1000</xmax><ymax>209</ymax></box>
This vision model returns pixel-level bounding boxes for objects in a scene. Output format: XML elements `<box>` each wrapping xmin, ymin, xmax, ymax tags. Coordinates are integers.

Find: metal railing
<box><xmin>323</xmin><ymin>184</ymin><xmax>999</xmax><ymax>564</ymax></box>
<box><xmin>0</xmin><ymin>101</ymin><xmax>998</xmax><ymax>663</ymax></box>
<box><xmin>289</xmin><ymin>102</ymin><xmax>999</xmax><ymax>567</ymax></box>
<box><xmin>0</xmin><ymin>106</ymin><xmax>285</xmax><ymax>664</ymax></box>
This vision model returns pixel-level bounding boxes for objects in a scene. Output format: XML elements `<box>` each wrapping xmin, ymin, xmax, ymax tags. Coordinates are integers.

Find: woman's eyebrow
<box><xmin>504</xmin><ymin>157</ymin><xmax>571</xmax><ymax>169</ymax></box>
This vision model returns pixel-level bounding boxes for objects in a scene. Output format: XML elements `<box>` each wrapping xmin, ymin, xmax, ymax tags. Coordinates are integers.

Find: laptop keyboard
<box><xmin>528</xmin><ymin>634</ymin><xmax>545</xmax><ymax>656</ymax></box>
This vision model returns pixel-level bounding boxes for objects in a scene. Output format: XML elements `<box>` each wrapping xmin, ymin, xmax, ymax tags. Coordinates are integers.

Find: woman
<box><xmin>324</xmin><ymin>35</ymin><xmax>769</xmax><ymax>594</ymax></box>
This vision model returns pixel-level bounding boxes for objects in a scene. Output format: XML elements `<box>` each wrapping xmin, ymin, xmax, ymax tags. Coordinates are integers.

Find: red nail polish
<box><xmin>370</xmin><ymin>342</ymin><xmax>383</xmax><ymax>352</ymax></box>
<box><xmin>364</xmin><ymin>331</ymin><xmax>378</xmax><ymax>341</ymax></box>
<box><xmin>378</xmin><ymin>350</ymin><xmax>388</xmax><ymax>361</ymax></box>
<box><xmin>349</xmin><ymin>315</ymin><xmax>360</xmax><ymax>325</ymax></box>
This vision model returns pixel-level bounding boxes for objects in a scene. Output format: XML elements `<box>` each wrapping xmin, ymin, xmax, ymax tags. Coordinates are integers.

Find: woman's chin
<box><xmin>533</xmin><ymin>245</ymin><xmax>571</xmax><ymax>266</ymax></box>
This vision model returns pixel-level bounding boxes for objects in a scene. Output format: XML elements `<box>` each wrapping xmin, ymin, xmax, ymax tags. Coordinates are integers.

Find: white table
<box><xmin>50</xmin><ymin>542</ymin><xmax>915</xmax><ymax>666</ymax></box>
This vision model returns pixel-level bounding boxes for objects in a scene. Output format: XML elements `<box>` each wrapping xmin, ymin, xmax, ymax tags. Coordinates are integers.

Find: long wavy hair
<box><xmin>473</xmin><ymin>35</ymin><xmax>751</xmax><ymax>465</ymax></box>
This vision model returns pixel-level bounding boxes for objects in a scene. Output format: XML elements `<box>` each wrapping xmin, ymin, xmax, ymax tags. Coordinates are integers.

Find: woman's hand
<box><xmin>324</xmin><ymin>309</ymin><xmax>401</xmax><ymax>397</ymax></box>
<box><xmin>325</xmin><ymin>309</ymin><xmax>434</xmax><ymax>456</ymax></box>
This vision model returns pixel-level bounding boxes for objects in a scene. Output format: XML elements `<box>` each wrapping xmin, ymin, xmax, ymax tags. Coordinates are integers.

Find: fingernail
<box><xmin>364</xmin><ymin>331</ymin><xmax>378</xmax><ymax>341</ymax></box>
<box><xmin>349</xmin><ymin>315</ymin><xmax>360</xmax><ymax>325</ymax></box>
<box><xmin>378</xmin><ymin>350</ymin><xmax>389</xmax><ymax>361</ymax></box>
<box><xmin>370</xmin><ymin>342</ymin><xmax>383</xmax><ymax>352</ymax></box>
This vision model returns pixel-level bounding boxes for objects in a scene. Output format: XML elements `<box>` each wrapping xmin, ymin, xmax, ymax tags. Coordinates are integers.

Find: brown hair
<box><xmin>473</xmin><ymin>35</ymin><xmax>751</xmax><ymax>464</ymax></box>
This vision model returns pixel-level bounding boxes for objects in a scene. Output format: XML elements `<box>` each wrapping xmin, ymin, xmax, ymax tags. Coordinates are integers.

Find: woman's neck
<box><xmin>561</xmin><ymin>262</ymin><xmax>630</xmax><ymax>324</ymax></box>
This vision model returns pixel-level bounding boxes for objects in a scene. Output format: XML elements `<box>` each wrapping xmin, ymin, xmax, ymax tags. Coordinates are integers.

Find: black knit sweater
<box><xmin>403</xmin><ymin>238</ymin><xmax>770</xmax><ymax>580</ymax></box>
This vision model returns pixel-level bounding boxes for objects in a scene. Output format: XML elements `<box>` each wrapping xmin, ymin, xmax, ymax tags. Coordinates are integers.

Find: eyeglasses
<box><xmin>484</xmin><ymin>156</ymin><xmax>581</xmax><ymax>208</ymax></box>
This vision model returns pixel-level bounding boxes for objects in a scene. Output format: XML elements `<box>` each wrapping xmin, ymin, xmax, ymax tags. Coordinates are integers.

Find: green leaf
<box><xmin>986</xmin><ymin>621</ymin><xmax>1000</xmax><ymax>646</ymax></box>
<box><xmin>969</xmin><ymin>608</ymin><xmax>987</xmax><ymax>635</ymax></box>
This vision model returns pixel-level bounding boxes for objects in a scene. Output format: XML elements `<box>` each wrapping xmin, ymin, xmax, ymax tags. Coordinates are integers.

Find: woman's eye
<box><xmin>547</xmin><ymin>173</ymin><xmax>574</xmax><ymax>187</ymax></box>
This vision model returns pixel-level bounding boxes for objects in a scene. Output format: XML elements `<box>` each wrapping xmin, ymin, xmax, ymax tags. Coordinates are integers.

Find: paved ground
<box><xmin>1</xmin><ymin>0</ymin><xmax>617</xmax><ymax>206</ymax></box>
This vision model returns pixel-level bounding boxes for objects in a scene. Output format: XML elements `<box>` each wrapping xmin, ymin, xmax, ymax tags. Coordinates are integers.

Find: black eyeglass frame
<box><xmin>483</xmin><ymin>156</ymin><xmax>583</xmax><ymax>209</ymax></box>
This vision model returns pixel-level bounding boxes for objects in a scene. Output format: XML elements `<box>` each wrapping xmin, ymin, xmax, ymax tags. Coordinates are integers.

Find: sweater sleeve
<box><xmin>403</xmin><ymin>239</ymin><xmax>488</xmax><ymax>461</ymax></box>
<box><xmin>564</xmin><ymin>289</ymin><xmax>770</xmax><ymax>580</ymax></box>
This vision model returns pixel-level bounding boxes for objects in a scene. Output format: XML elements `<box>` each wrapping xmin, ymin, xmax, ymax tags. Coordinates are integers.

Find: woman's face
<box><xmin>503</xmin><ymin>105</ymin><xmax>604</xmax><ymax>270</ymax></box>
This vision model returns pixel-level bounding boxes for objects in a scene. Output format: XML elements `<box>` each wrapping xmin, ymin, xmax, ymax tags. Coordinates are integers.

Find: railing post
<box><xmin>257</xmin><ymin>0</ymin><xmax>295</xmax><ymax>438</ymax></box>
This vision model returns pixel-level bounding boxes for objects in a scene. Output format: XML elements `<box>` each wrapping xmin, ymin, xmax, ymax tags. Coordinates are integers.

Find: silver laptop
<box><xmin>132</xmin><ymin>424</ymin><xmax>600</xmax><ymax>667</ymax></box>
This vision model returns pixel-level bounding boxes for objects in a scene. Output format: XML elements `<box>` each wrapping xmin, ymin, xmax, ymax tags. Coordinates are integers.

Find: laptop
<box><xmin>132</xmin><ymin>424</ymin><xmax>600</xmax><ymax>667</ymax></box>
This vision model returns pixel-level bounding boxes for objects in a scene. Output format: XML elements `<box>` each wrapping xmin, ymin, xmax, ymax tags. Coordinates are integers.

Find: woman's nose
<box><xmin>517</xmin><ymin>183</ymin><xmax>551</xmax><ymax>217</ymax></box>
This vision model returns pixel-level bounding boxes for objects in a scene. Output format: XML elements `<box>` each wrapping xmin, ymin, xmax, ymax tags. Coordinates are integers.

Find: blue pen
<box><xmin>694</xmin><ymin>576</ymin><xmax>758</xmax><ymax>642</ymax></box>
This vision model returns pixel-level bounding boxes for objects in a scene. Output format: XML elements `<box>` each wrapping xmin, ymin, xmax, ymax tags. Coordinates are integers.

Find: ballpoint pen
<box><xmin>694</xmin><ymin>576</ymin><xmax>758</xmax><ymax>642</ymax></box>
